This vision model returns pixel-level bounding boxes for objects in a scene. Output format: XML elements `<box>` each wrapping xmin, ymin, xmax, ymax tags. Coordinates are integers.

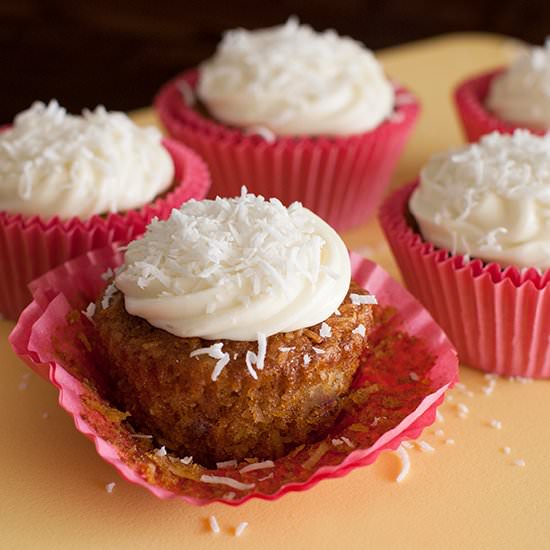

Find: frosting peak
<box><xmin>197</xmin><ymin>18</ymin><xmax>394</xmax><ymax>136</ymax></box>
<box><xmin>487</xmin><ymin>39</ymin><xmax>550</xmax><ymax>128</ymax></box>
<box><xmin>0</xmin><ymin>100</ymin><xmax>174</xmax><ymax>219</ymax></box>
<box><xmin>115</xmin><ymin>189</ymin><xmax>351</xmax><ymax>340</ymax></box>
<box><xmin>410</xmin><ymin>130</ymin><xmax>550</xmax><ymax>270</ymax></box>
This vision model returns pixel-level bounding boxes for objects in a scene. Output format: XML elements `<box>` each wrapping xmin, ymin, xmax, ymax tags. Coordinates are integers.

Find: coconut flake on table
<box><xmin>394</xmin><ymin>444</ymin><xmax>411</xmax><ymax>483</ymax></box>
<box><xmin>234</xmin><ymin>522</ymin><xmax>249</xmax><ymax>537</ymax></box>
<box><xmin>209</xmin><ymin>515</ymin><xmax>220</xmax><ymax>534</ymax></box>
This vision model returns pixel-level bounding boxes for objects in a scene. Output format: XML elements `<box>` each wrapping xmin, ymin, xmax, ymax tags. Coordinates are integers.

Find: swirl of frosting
<box><xmin>409</xmin><ymin>130</ymin><xmax>550</xmax><ymax>270</ymax></box>
<box><xmin>487</xmin><ymin>39</ymin><xmax>550</xmax><ymax>129</ymax></box>
<box><xmin>0</xmin><ymin>100</ymin><xmax>174</xmax><ymax>219</ymax></box>
<box><xmin>197</xmin><ymin>17</ymin><xmax>394</xmax><ymax>136</ymax></box>
<box><xmin>115</xmin><ymin>189</ymin><xmax>351</xmax><ymax>341</ymax></box>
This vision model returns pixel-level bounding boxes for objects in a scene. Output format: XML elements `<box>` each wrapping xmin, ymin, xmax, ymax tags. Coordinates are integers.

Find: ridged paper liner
<box><xmin>10</xmin><ymin>246</ymin><xmax>457</xmax><ymax>506</ymax></box>
<box><xmin>454</xmin><ymin>68</ymin><xmax>548</xmax><ymax>142</ymax></box>
<box><xmin>0</xmin><ymin>139</ymin><xmax>210</xmax><ymax>320</ymax></box>
<box><xmin>380</xmin><ymin>181</ymin><xmax>550</xmax><ymax>378</ymax></box>
<box><xmin>154</xmin><ymin>70</ymin><xmax>420</xmax><ymax>231</ymax></box>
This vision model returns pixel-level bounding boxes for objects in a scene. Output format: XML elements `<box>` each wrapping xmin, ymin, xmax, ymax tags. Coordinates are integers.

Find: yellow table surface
<box><xmin>2</xmin><ymin>33</ymin><xmax>549</xmax><ymax>550</ymax></box>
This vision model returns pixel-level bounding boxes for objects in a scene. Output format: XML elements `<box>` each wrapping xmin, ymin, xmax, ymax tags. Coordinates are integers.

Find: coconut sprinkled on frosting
<box><xmin>197</xmin><ymin>17</ymin><xmax>394</xmax><ymax>136</ymax></box>
<box><xmin>0</xmin><ymin>100</ymin><xmax>174</xmax><ymax>219</ymax></box>
<box><xmin>487</xmin><ymin>39</ymin><xmax>550</xmax><ymax>129</ymax></box>
<box><xmin>410</xmin><ymin>130</ymin><xmax>550</xmax><ymax>269</ymax></box>
<box><xmin>115</xmin><ymin>188</ymin><xmax>351</xmax><ymax>341</ymax></box>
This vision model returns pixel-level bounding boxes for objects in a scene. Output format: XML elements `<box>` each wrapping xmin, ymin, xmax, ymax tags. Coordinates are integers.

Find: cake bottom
<box><xmin>93</xmin><ymin>282</ymin><xmax>374</xmax><ymax>467</ymax></box>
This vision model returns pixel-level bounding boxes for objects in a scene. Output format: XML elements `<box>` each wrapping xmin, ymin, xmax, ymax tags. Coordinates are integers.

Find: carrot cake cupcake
<box><xmin>380</xmin><ymin>129</ymin><xmax>550</xmax><ymax>377</ymax></box>
<box><xmin>455</xmin><ymin>40</ymin><xmax>550</xmax><ymax>141</ymax></box>
<box><xmin>93</xmin><ymin>190</ymin><xmax>377</xmax><ymax>466</ymax></box>
<box><xmin>0</xmin><ymin>100</ymin><xmax>210</xmax><ymax>319</ymax></box>
<box><xmin>155</xmin><ymin>17</ymin><xmax>419</xmax><ymax>231</ymax></box>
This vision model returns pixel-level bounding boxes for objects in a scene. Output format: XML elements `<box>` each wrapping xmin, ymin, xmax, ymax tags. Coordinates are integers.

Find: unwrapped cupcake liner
<box><xmin>379</xmin><ymin>181</ymin><xmax>550</xmax><ymax>378</ymax></box>
<box><xmin>10</xmin><ymin>246</ymin><xmax>457</xmax><ymax>505</ymax></box>
<box><xmin>453</xmin><ymin>69</ymin><xmax>548</xmax><ymax>142</ymax></box>
<box><xmin>0</xmin><ymin>139</ymin><xmax>210</xmax><ymax>320</ymax></box>
<box><xmin>154</xmin><ymin>70</ymin><xmax>420</xmax><ymax>231</ymax></box>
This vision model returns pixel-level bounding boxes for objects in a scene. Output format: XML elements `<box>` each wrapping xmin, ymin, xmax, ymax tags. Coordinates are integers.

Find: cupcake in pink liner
<box><xmin>380</xmin><ymin>130</ymin><xmax>550</xmax><ymax>378</ymax></box>
<box><xmin>455</xmin><ymin>40</ymin><xmax>550</xmax><ymax>142</ymax></box>
<box><xmin>0</xmin><ymin>100</ymin><xmax>210</xmax><ymax>320</ymax></box>
<box><xmin>10</xmin><ymin>191</ymin><xmax>457</xmax><ymax>505</ymax></box>
<box><xmin>154</xmin><ymin>17</ymin><xmax>419</xmax><ymax>231</ymax></box>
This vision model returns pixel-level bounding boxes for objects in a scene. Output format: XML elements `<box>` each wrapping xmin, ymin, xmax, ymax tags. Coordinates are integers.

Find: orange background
<box><xmin>1</xmin><ymin>33</ymin><xmax>549</xmax><ymax>549</ymax></box>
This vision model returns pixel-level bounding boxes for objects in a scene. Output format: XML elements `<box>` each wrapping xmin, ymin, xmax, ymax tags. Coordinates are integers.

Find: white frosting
<box><xmin>409</xmin><ymin>130</ymin><xmax>550</xmax><ymax>270</ymax></box>
<box><xmin>197</xmin><ymin>17</ymin><xmax>394</xmax><ymax>136</ymax></box>
<box><xmin>487</xmin><ymin>39</ymin><xmax>550</xmax><ymax>129</ymax></box>
<box><xmin>115</xmin><ymin>189</ymin><xmax>351</xmax><ymax>341</ymax></box>
<box><xmin>0</xmin><ymin>100</ymin><xmax>174</xmax><ymax>219</ymax></box>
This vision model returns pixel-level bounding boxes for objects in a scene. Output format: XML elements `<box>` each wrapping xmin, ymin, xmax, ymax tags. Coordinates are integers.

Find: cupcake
<box><xmin>93</xmin><ymin>190</ymin><xmax>376</xmax><ymax>466</ymax></box>
<box><xmin>455</xmin><ymin>40</ymin><xmax>550</xmax><ymax>141</ymax></box>
<box><xmin>0</xmin><ymin>100</ymin><xmax>210</xmax><ymax>320</ymax></box>
<box><xmin>380</xmin><ymin>130</ymin><xmax>550</xmax><ymax>378</ymax></box>
<box><xmin>11</xmin><ymin>188</ymin><xmax>458</xmax><ymax>504</ymax></box>
<box><xmin>155</xmin><ymin>17</ymin><xmax>419</xmax><ymax>231</ymax></box>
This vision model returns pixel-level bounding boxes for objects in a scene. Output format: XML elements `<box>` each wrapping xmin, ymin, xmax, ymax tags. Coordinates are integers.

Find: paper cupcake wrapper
<box><xmin>154</xmin><ymin>70</ymin><xmax>420</xmax><ymax>231</ymax></box>
<box><xmin>453</xmin><ymin>68</ymin><xmax>548</xmax><ymax>142</ymax></box>
<box><xmin>379</xmin><ymin>181</ymin><xmax>550</xmax><ymax>378</ymax></box>
<box><xmin>10</xmin><ymin>247</ymin><xmax>457</xmax><ymax>506</ymax></box>
<box><xmin>0</xmin><ymin>139</ymin><xmax>210</xmax><ymax>320</ymax></box>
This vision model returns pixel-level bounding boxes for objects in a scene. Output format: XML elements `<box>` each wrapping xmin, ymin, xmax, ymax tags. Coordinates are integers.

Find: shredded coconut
<box><xmin>239</xmin><ymin>460</ymin><xmax>275</xmax><ymax>474</ymax></box>
<box><xmin>489</xmin><ymin>419</ymin><xmax>503</xmax><ymax>430</ymax></box>
<box><xmin>200</xmin><ymin>475</ymin><xmax>255</xmax><ymax>491</ymax></box>
<box><xmin>417</xmin><ymin>440</ymin><xmax>435</xmax><ymax>453</ymax></box>
<box><xmin>352</xmin><ymin>324</ymin><xmax>366</xmax><ymax>337</ymax></box>
<box><xmin>258</xmin><ymin>472</ymin><xmax>274</xmax><ymax>482</ymax></box>
<box><xmin>155</xmin><ymin>446</ymin><xmax>167</xmax><ymax>457</ymax></box>
<box><xmin>82</xmin><ymin>301</ymin><xmax>96</xmax><ymax>321</ymax></box>
<box><xmin>350</xmin><ymin>293</ymin><xmax>378</xmax><ymax>305</ymax></box>
<box><xmin>319</xmin><ymin>322</ymin><xmax>332</xmax><ymax>338</ymax></box>
<box><xmin>409</xmin><ymin>371</ymin><xmax>419</xmax><ymax>381</ymax></box>
<box><xmin>312</xmin><ymin>346</ymin><xmax>325</xmax><ymax>354</ymax></box>
<box><xmin>502</xmin><ymin>446</ymin><xmax>512</xmax><ymax>455</ymax></box>
<box><xmin>105</xmin><ymin>482</ymin><xmax>116</xmax><ymax>494</ymax></box>
<box><xmin>190</xmin><ymin>343</ymin><xmax>231</xmax><ymax>381</ymax></box>
<box><xmin>395</xmin><ymin>444</ymin><xmax>411</xmax><ymax>483</ymax></box>
<box><xmin>235</xmin><ymin>522</ymin><xmax>249</xmax><ymax>537</ymax></box>
<box><xmin>101</xmin><ymin>283</ymin><xmax>117</xmax><ymax>309</ymax></box>
<box><xmin>279</xmin><ymin>346</ymin><xmax>294</xmax><ymax>352</ymax></box>
<box><xmin>209</xmin><ymin>515</ymin><xmax>220</xmax><ymax>534</ymax></box>
<box><xmin>180</xmin><ymin>456</ymin><xmax>193</xmax><ymax>465</ymax></box>
<box><xmin>303</xmin><ymin>354</ymin><xmax>311</xmax><ymax>366</ymax></box>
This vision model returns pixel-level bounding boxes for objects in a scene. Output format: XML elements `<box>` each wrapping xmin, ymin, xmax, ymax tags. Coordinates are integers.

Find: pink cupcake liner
<box><xmin>379</xmin><ymin>181</ymin><xmax>550</xmax><ymax>378</ymax></box>
<box><xmin>454</xmin><ymin>68</ymin><xmax>548</xmax><ymax>142</ymax></box>
<box><xmin>10</xmin><ymin>246</ymin><xmax>457</xmax><ymax>505</ymax></box>
<box><xmin>154</xmin><ymin>70</ymin><xmax>420</xmax><ymax>231</ymax></box>
<box><xmin>0</xmin><ymin>139</ymin><xmax>210</xmax><ymax>320</ymax></box>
